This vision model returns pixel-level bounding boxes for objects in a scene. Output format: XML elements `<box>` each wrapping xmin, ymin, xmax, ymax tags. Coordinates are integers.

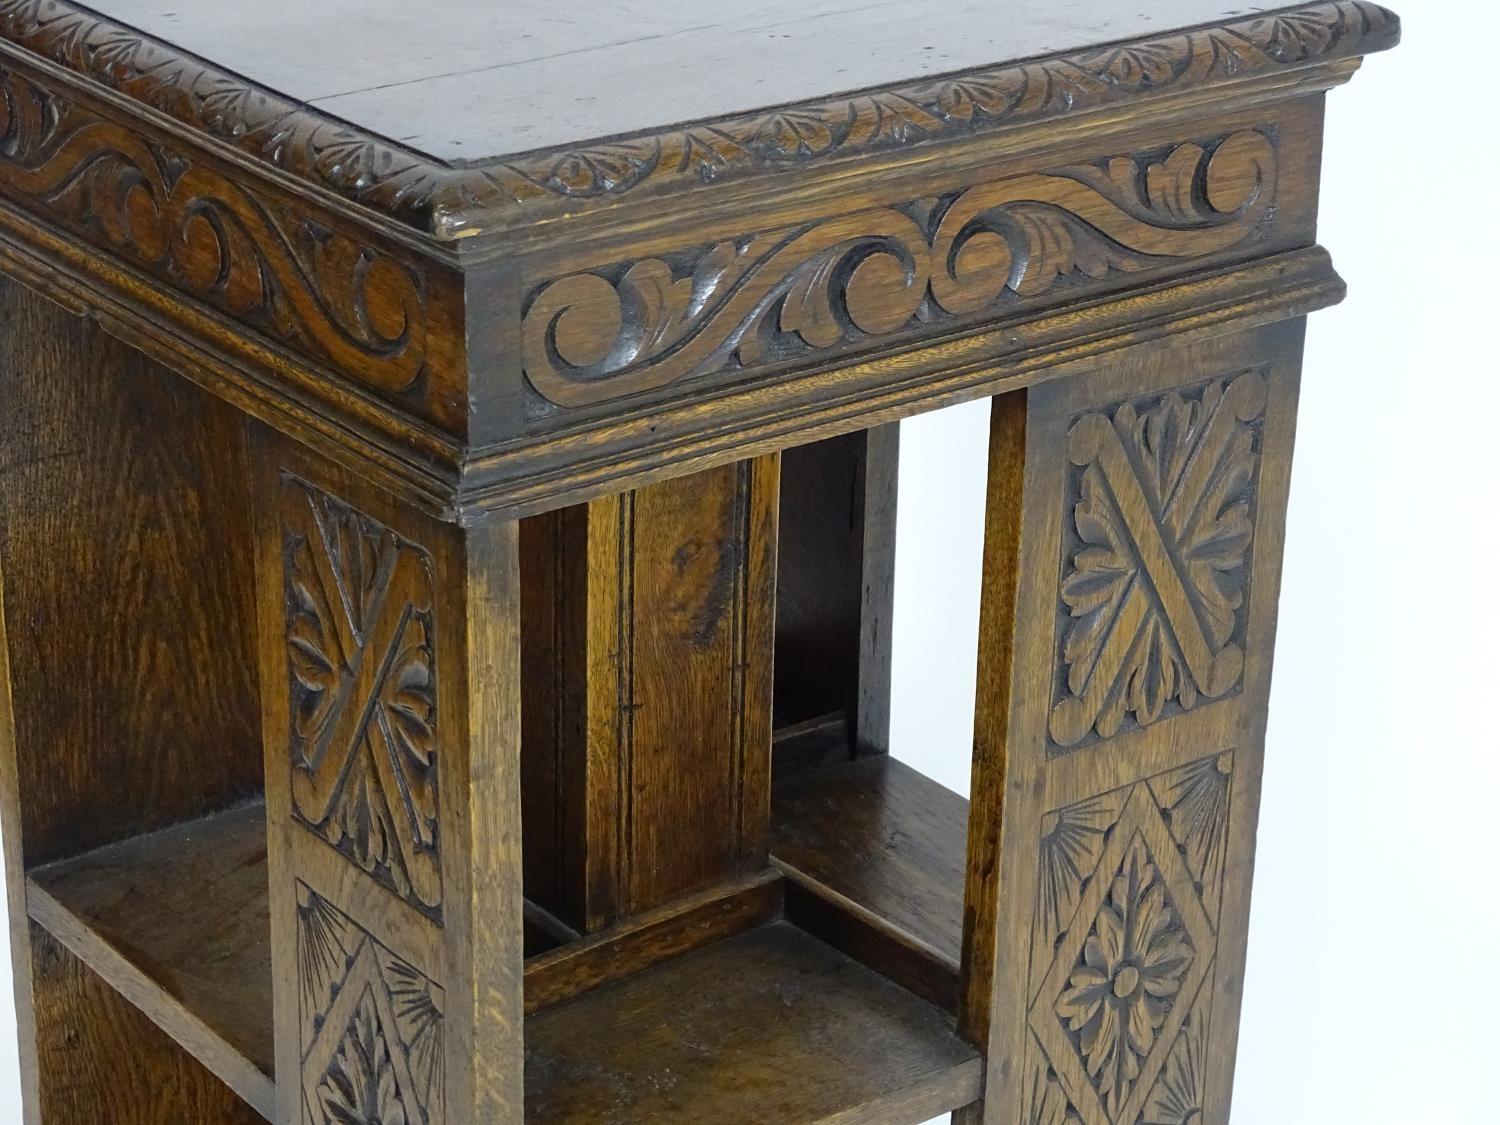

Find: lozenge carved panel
<box><xmin>1024</xmin><ymin>753</ymin><xmax>1235</xmax><ymax>1125</ymax></box>
<box><xmin>1049</xmin><ymin>373</ymin><xmax>1266</xmax><ymax>752</ymax></box>
<box><xmin>522</xmin><ymin>131</ymin><xmax>1277</xmax><ymax>408</ymax></box>
<box><xmin>282</xmin><ymin>475</ymin><xmax>442</xmax><ymax>918</ymax></box>
<box><xmin>297</xmin><ymin>883</ymin><xmax>445</xmax><ymax>1125</ymax></box>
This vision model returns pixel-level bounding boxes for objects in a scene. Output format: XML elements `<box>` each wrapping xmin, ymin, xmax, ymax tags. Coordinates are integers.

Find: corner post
<box><xmin>959</xmin><ymin>323</ymin><xmax>1306</xmax><ymax>1123</ymax></box>
<box><xmin>254</xmin><ymin>432</ymin><xmax>524</xmax><ymax>1124</ymax></box>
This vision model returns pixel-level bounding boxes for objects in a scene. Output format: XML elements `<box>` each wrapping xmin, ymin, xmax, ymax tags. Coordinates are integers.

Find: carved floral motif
<box><xmin>0</xmin><ymin>65</ymin><xmax>432</xmax><ymax>395</ymax></box>
<box><xmin>1027</xmin><ymin>755</ymin><xmax>1232</xmax><ymax>1124</ymax></box>
<box><xmin>0</xmin><ymin>0</ymin><xmax>1396</xmax><ymax>235</ymax></box>
<box><xmin>298</xmin><ymin>884</ymin><xmax>444</xmax><ymax>1125</ymax></box>
<box><xmin>1055</xmin><ymin>837</ymin><xmax>1195</xmax><ymax>1117</ymax></box>
<box><xmin>1050</xmin><ymin>373</ymin><xmax>1266</xmax><ymax>749</ymax></box>
<box><xmin>283</xmin><ymin>476</ymin><xmax>441</xmax><ymax>917</ymax></box>
<box><xmin>523</xmin><ymin>132</ymin><xmax>1276</xmax><ymax>407</ymax></box>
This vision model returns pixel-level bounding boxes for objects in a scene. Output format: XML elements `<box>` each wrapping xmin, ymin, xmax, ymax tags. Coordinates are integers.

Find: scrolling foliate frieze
<box><xmin>1025</xmin><ymin>752</ymin><xmax>1233</xmax><ymax>1125</ymax></box>
<box><xmin>0</xmin><ymin>0</ymin><xmax>448</xmax><ymax>224</ymax></box>
<box><xmin>298</xmin><ymin>884</ymin><xmax>445</xmax><ymax>1125</ymax></box>
<box><xmin>0</xmin><ymin>0</ymin><xmax>1395</xmax><ymax>235</ymax></box>
<box><xmin>1049</xmin><ymin>373</ymin><xmax>1266</xmax><ymax>751</ymax></box>
<box><xmin>0</xmin><ymin>66</ymin><xmax>438</xmax><ymax>402</ymax></box>
<box><xmin>283</xmin><ymin>476</ymin><xmax>441</xmax><ymax>919</ymax></box>
<box><xmin>522</xmin><ymin>131</ymin><xmax>1276</xmax><ymax>408</ymax></box>
<box><xmin>482</xmin><ymin>1</ymin><xmax>1390</xmax><ymax>208</ymax></box>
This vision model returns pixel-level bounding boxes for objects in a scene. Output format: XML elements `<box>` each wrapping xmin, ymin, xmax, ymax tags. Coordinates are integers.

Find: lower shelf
<box><xmin>26</xmin><ymin>804</ymin><xmax>981</xmax><ymax>1124</ymax></box>
<box><xmin>771</xmin><ymin>753</ymin><xmax>970</xmax><ymax>1009</ymax></box>
<box><xmin>526</xmin><ymin>921</ymin><xmax>980</xmax><ymax>1123</ymax></box>
<box><xmin>27</xmin><ymin>802</ymin><xmax>275</xmax><ymax>1117</ymax></box>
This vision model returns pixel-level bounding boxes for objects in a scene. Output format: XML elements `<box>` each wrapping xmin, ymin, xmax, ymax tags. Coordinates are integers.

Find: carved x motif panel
<box><xmin>297</xmin><ymin>883</ymin><xmax>445</xmax><ymax>1125</ymax></box>
<box><xmin>1024</xmin><ymin>753</ymin><xmax>1235</xmax><ymax>1125</ymax></box>
<box><xmin>282</xmin><ymin>476</ymin><xmax>441</xmax><ymax>917</ymax></box>
<box><xmin>1050</xmin><ymin>373</ymin><xmax>1265</xmax><ymax>751</ymax></box>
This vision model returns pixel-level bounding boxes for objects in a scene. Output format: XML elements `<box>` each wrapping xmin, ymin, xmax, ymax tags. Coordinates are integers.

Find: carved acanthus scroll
<box><xmin>522</xmin><ymin>132</ymin><xmax>1276</xmax><ymax>407</ymax></box>
<box><xmin>0</xmin><ymin>66</ymin><xmax>433</xmax><ymax>396</ymax></box>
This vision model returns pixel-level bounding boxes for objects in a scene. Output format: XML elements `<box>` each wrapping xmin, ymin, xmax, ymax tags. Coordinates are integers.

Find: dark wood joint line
<box><xmin>778</xmin><ymin>862</ymin><xmax>961</xmax><ymax>1014</ymax></box>
<box><xmin>523</xmin><ymin>869</ymin><xmax>784</xmax><ymax>1015</ymax></box>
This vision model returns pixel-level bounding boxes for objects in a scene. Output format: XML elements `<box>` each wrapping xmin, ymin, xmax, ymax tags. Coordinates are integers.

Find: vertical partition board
<box><xmin>0</xmin><ymin>280</ymin><xmax>262</xmax><ymax>867</ymax></box>
<box><xmin>775</xmin><ymin>427</ymin><xmax>899</xmax><ymax>752</ymax></box>
<box><xmin>961</xmin><ymin>322</ymin><xmax>1305</xmax><ymax>1124</ymax></box>
<box><xmin>520</xmin><ymin>456</ymin><xmax>779</xmax><ymax>933</ymax></box>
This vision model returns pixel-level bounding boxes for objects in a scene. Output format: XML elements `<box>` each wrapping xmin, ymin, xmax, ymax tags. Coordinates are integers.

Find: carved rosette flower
<box><xmin>1056</xmin><ymin>836</ymin><xmax>1195</xmax><ymax>1118</ymax></box>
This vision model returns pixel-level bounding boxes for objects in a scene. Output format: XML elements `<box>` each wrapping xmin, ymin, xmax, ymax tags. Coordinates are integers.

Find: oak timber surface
<box><xmin>772</xmin><ymin>755</ymin><xmax>968</xmax><ymax>969</ymax></box>
<box><xmin>85</xmin><ymin>0</ymin><xmax>1281</xmax><ymax>161</ymax></box>
<box><xmin>524</xmin><ymin>921</ymin><xmax>981</xmax><ymax>1122</ymax></box>
<box><xmin>27</xmin><ymin>803</ymin><xmax>274</xmax><ymax>1080</ymax></box>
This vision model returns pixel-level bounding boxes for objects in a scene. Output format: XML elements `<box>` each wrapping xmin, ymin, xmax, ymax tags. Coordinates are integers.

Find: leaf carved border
<box><xmin>0</xmin><ymin>0</ymin><xmax>1396</xmax><ymax>237</ymax></box>
<box><xmin>0</xmin><ymin>63</ymin><xmax>456</xmax><ymax>422</ymax></box>
<box><xmin>523</xmin><ymin>131</ymin><xmax>1278</xmax><ymax>408</ymax></box>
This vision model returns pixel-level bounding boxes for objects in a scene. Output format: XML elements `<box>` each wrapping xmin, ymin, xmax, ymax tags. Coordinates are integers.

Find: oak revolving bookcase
<box><xmin>0</xmin><ymin>2</ymin><xmax>1398</xmax><ymax>1122</ymax></box>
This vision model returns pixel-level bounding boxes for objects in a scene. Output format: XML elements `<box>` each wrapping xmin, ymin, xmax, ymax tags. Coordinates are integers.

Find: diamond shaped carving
<box><xmin>282</xmin><ymin>475</ymin><xmax>441</xmax><ymax>917</ymax></box>
<box><xmin>298</xmin><ymin>884</ymin><xmax>445</xmax><ymax>1125</ymax></box>
<box><xmin>1029</xmin><ymin>783</ymin><xmax>1217</xmax><ymax>1125</ymax></box>
<box><xmin>1050</xmin><ymin>373</ymin><xmax>1266</xmax><ymax>750</ymax></box>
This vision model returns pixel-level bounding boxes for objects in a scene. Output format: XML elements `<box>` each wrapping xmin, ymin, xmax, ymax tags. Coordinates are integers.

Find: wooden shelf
<box><xmin>24</xmin><ymin>799</ymin><xmax>980</xmax><ymax>1124</ymax></box>
<box><xmin>525</xmin><ymin>921</ymin><xmax>980</xmax><ymax>1123</ymax></box>
<box><xmin>26</xmin><ymin>802</ymin><xmax>276</xmax><ymax>1119</ymax></box>
<box><xmin>771</xmin><ymin>754</ymin><xmax>970</xmax><ymax>1010</ymax></box>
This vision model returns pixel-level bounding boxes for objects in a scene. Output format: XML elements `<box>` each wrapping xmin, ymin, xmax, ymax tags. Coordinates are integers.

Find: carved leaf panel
<box><xmin>1049</xmin><ymin>373</ymin><xmax>1267</xmax><ymax>751</ymax></box>
<box><xmin>282</xmin><ymin>475</ymin><xmax>441</xmax><ymax>918</ymax></box>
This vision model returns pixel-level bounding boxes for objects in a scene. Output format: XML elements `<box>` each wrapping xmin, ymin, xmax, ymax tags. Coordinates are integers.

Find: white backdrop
<box><xmin>0</xmin><ymin>2</ymin><xmax>1491</xmax><ymax>1121</ymax></box>
<box><xmin>895</xmin><ymin>5</ymin><xmax>1495</xmax><ymax>1120</ymax></box>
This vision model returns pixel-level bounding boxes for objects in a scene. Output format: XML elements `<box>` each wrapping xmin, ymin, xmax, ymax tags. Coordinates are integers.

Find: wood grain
<box><xmin>772</xmin><ymin>755</ymin><xmax>968</xmax><ymax>983</ymax></box>
<box><xmin>26</xmin><ymin>803</ymin><xmax>274</xmax><ymax>1115</ymax></box>
<box><xmin>521</xmin><ymin>457</ymin><xmax>779</xmax><ymax>931</ymax></box>
<box><xmin>27</xmin><ymin>925</ymin><xmax>265</xmax><ymax>1124</ymax></box>
<box><xmin>0</xmin><ymin>280</ymin><xmax>261</xmax><ymax>866</ymax></box>
<box><xmin>775</xmin><ymin>427</ymin><xmax>898</xmax><ymax>752</ymax></box>
<box><xmin>524</xmin><ymin>922</ymin><xmax>981</xmax><ymax>1124</ymax></box>
<box><xmin>523</xmin><ymin>870</ymin><xmax>782</xmax><ymax>1015</ymax></box>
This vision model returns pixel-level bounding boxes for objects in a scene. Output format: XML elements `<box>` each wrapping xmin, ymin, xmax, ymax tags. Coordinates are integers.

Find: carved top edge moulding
<box><xmin>0</xmin><ymin>0</ymin><xmax>1399</xmax><ymax>242</ymax></box>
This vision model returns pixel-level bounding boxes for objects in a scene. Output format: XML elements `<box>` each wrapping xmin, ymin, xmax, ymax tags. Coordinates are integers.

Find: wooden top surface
<box><xmin>0</xmin><ymin>1</ymin><xmax>1400</xmax><ymax>237</ymax></box>
<box><xmin>80</xmin><ymin>0</ymin><xmax>1279</xmax><ymax>164</ymax></box>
